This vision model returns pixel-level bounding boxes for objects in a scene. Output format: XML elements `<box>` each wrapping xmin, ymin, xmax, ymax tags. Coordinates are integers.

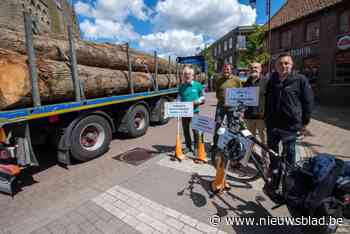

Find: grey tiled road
<box><xmin>0</xmin><ymin>93</ymin><xmax>349</xmax><ymax>234</ymax></box>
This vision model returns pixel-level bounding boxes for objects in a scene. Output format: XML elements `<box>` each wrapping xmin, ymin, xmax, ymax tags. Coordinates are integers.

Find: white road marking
<box><xmin>92</xmin><ymin>185</ymin><xmax>227</xmax><ymax>234</ymax></box>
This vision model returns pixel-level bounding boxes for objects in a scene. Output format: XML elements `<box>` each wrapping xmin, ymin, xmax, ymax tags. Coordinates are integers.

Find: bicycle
<box><xmin>212</xmin><ymin>103</ymin><xmax>349</xmax><ymax>234</ymax></box>
<box><xmin>211</xmin><ymin>103</ymin><xmax>271</xmax><ymax>182</ymax></box>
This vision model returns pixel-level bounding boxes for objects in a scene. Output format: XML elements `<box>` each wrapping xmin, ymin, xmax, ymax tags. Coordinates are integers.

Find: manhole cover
<box><xmin>113</xmin><ymin>148</ymin><xmax>156</xmax><ymax>166</ymax></box>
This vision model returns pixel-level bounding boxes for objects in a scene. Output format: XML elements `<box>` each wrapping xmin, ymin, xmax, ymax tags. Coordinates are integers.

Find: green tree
<box><xmin>201</xmin><ymin>47</ymin><xmax>215</xmax><ymax>77</ymax></box>
<box><xmin>240</xmin><ymin>25</ymin><xmax>269</xmax><ymax>67</ymax></box>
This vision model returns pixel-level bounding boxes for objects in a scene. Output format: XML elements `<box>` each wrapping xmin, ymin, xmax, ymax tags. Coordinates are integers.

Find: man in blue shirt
<box><xmin>178</xmin><ymin>66</ymin><xmax>205</xmax><ymax>153</ymax></box>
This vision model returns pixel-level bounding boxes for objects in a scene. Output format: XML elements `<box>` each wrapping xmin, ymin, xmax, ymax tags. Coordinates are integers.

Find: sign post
<box><xmin>165</xmin><ymin>102</ymin><xmax>194</xmax><ymax>160</ymax></box>
<box><xmin>164</xmin><ymin>102</ymin><xmax>194</xmax><ymax>141</ymax></box>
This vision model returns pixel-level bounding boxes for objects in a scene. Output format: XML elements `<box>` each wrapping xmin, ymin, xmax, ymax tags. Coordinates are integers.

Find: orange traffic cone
<box><xmin>211</xmin><ymin>154</ymin><xmax>230</xmax><ymax>193</ymax></box>
<box><xmin>175</xmin><ymin>133</ymin><xmax>186</xmax><ymax>161</ymax></box>
<box><xmin>0</xmin><ymin>127</ymin><xmax>6</xmax><ymax>143</ymax></box>
<box><xmin>194</xmin><ymin>135</ymin><xmax>208</xmax><ymax>164</ymax></box>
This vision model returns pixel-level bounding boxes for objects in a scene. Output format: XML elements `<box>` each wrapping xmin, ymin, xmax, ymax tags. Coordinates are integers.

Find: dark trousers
<box><xmin>267</xmin><ymin>128</ymin><xmax>297</xmax><ymax>165</ymax></box>
<box><xmin>182</xmin><ymin>116</ymin><xmax>202</xmax><ymax>150</ymax></box>
<box><xmin>212</xmin><ymin>104</ymin><xmax>235</xmax><ymax>148</ymax></box>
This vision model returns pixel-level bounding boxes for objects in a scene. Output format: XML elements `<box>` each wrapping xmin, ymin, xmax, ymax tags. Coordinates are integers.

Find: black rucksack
<box><xmin>284</xmin><ymin>158</ymin><xmax>345</xmax><ymax>217</ymax></box>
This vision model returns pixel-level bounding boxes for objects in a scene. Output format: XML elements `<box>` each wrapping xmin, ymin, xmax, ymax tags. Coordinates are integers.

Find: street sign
<box><xmin>337</xmin><ymin>35</ymin><xmax>350</xmax><ymax>50</ymax></box>
<box><xmin>225</xmin><ymin>87</ymin><xmax>259</xmax><ymax>107</ymax></box>
<box><xmin>192</xmin><ymin>115</ymin><xmax>216</xmax><ymax>134</ymax></box>
<box><xmin>164</xmin><ymin>102</ymin><xmax>193</xmax><ymax>118</ymax></box>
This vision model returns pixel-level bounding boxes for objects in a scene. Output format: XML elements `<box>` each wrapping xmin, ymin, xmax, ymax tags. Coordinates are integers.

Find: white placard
<box><xmin>164</xmin><ymin>102</ymin><xmax>193</xmax><ymax>118</ymax></box>
<box><xmin>225</xmin><ymin>87</ymin><xmax>259</xmax><ymax>107</ymax></box>
<box><xmin>192</xmin><ymin>115</ymin><xmax>216</xmax><ymax>134</ymax></box>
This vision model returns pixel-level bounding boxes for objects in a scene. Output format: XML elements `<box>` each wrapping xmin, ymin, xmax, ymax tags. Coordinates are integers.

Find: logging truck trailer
<box><xmin>0</xmin><ymin>13</ymin><xmax>179</xmax><ymax>170</ymax></box>
<box><xmin>0</xmin><ymin>88</ymin><xmax>177</xmax><ymax>166</ymax></box>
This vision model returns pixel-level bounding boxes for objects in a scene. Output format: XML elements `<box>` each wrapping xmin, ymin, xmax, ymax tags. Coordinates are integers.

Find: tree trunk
<box><xmin>0</xmin><ymin>49</ymin><xmax>183</xmax><ymax>110</ymax></box>
<box><xmin>0</xmin><ymin>28</ymin><xmax>176</xmax><ymax>74</ymax></box>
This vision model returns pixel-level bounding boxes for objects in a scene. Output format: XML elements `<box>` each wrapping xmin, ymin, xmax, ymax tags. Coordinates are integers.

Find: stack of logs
<box><xmin>0</xmin><ymin>28</ymin><xmax>205</xmax><ymax>110</ymax></box>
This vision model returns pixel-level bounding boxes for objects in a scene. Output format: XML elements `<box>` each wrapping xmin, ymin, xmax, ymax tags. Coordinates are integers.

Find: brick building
<box><xmin>266</xmin><ymin>0</ymin><xmax>350</xmax><ymax>105</ymax></box>
<box><xmin>208</xmin><ymin>25</ymin><xmax>255</xmax><ymax>73</ymax></box>
<box><xmin>0</xmin><ymin>0</ymin><xmax>80</xmax><ymax>38</ymax></box>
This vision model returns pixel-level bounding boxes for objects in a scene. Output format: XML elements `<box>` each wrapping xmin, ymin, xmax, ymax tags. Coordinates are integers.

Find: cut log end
<box><xmin>0</xmin><ymin>62</ymin><xmax>31</xmax><ymax>109</ymax></box>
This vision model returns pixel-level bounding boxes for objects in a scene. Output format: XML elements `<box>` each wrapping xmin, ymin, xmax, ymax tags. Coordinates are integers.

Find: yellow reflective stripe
<box><xmin>0</xmin><ymin>127</ymin><xmax>6</xmax><ymax>142</ymax></box>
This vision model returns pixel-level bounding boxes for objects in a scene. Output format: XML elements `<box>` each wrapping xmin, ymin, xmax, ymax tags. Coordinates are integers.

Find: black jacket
<box><xmin>265</xmin><ymin>72</ymin><xmax>314</xmax><ymax>131</ymax></box>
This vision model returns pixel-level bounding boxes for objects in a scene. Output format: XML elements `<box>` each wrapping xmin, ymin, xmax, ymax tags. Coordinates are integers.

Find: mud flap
<box><xmin>56</xmin><ymin>127</ymin><xmax>72</xmax><ymax>165</ymax></box>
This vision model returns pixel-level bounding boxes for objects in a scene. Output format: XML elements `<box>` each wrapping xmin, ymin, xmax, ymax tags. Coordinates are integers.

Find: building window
<box><xmin>306</xmin><ymin>21</ymin><xmax>320</xmax><ymax>42</ymax></box>
<box><xmin>224</xmin><ymin>40</ymin><xmax>227</xmax><ymax>51</ymax></box>
<box><xmin>339</xmin><ymin>10</ymin><xmax>350</xmax><ymax>34</ymax></box>
<box><xmin>334</xmin><ymin>51</ymin><xmax>350</xmax><ymax>84</ymax></box>
<box><xmin>280</xmin><ymin>30</ymin><xmax>292</xmax><ymax>49</ymax></box>
<box><xmin>213</xmin><ymin>47</ymin><xmax>217</xmax><ymax>57</ymax></box>
<box><xmin>218</xmin><ymin>45</ymin><xmax>221</xmax><ymax>55</ymax></box>
<box><xmin>229</xmin><ymin>38</ymin><xmax>233</xmax><ymax>49</ymax></box>
<box><xmin>229</xmin><ymin>56</ymin><xmax>233</xmax><ymax>64</ymax></box>
<box><xmin>237</xmin><ymin>35</ymin><xmax>246</xmax><ymax>49</ymax></box>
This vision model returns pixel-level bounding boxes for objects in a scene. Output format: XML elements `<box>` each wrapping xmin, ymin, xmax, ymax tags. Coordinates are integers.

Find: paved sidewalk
<box><xmin>0</xmin><ymin>93</ymin><xmax>349</xmax><ymax>234</ymax></box>
<box><xmin>300</xmin><ymin>105</ymin><xmax>350</xmax><ymax>160</ymax></box>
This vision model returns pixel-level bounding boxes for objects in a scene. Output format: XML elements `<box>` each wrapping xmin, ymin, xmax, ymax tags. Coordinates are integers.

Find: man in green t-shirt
<box><xmin>178</xmin><ymin>66</ymin><xmax>205</xmax><ymax>153</ymax></box>
<box><xmin>212</xmin><ymin>64</ymin><xmax>242</xmax><ymax>149</ymax></box>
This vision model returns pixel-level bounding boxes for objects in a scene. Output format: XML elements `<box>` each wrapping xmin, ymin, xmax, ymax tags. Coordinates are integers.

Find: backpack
<box><xmin>284</xmin><ymin>157</ymin><xmax>345</xmax><ymax>217</ymax></box>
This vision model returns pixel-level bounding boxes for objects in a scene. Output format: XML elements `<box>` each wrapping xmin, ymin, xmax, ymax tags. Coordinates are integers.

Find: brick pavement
<box><xmin>92</xmin><ymin>185</ymin><xmax>224</xmax><ymax>234</ymax></box>
<box><xmin>300</xmin><ymin>105</ymin><xmax>350</xmax><ymax>160</ymax></box>
<box><xmin>0</xmin><ymin>93</ymin><xmax>349</xmax><ymax>234</ymax></box>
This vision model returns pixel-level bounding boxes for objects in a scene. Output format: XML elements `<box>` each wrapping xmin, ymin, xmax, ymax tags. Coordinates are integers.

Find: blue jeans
<box><xmin>267</xmin><ymin>128</ymin><xmax>297</xmax><ymax>165</ymax></box>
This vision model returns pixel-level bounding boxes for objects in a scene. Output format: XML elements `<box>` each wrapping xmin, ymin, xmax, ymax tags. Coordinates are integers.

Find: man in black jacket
<box><xmin>265</xmin><ymin>54</ymin><xmax>314</xmax><ymax>165</ymax></box>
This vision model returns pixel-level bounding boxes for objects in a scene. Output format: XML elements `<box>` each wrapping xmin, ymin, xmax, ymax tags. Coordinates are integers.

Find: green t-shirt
<box><xmin>178</xmin><ymin>81</ymin><xmax>204</xmax><ymax>113</ymax></box>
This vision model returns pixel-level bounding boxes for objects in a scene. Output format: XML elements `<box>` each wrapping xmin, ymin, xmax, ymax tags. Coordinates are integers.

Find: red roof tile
<box><xmin>269</xmin><ymin>0</ymin><xmax>344</xmax><ymax>29</ymax></box>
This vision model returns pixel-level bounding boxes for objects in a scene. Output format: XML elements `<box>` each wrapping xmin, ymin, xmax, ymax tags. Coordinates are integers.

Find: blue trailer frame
<box><xmin>0</xmin><ymin>88</ymin><xmax>178</xmax><ymax>127</ymax></box>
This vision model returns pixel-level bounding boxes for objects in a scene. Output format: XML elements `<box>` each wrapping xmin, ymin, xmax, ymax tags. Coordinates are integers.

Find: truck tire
<box><xmin>70</xmin><ymin>115</ymin><xmax>112</xmax><ymax>162</ymax></box>
<box><xmin>157</xmin><ymin>98</ymin><xmax>170</xmax><ymax>125</ymax></box>
<box><xmin>126</xmin><ymin>105</ymin><xmax>149</xmax><ymax>138</ymax></box>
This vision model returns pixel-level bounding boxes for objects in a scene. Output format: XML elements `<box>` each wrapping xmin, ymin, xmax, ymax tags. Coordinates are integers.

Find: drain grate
<box><xmin>113</xmin><ymin>148</ymin><xmax>156</xmax><ymax>166</ymax></box>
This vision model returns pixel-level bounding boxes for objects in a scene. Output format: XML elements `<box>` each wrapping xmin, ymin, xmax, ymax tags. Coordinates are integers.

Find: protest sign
<box><xmin>192</xmin><ymin>115</ymin><xmax>216</xmax><ymax>134</ymax></box>
<box><xmin>225</xmin><ymin>87</ymin><xmax>259</xmax><ymax>107</ymax></box>
<box><xmin>164</xmin><ymin>102</ymin><xmax>193</xmax><ymax>118</ymax></box>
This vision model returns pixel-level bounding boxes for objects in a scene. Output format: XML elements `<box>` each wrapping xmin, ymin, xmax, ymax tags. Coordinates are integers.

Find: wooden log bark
<box><xmin>0</xmin><ymin>49</ymin><xmax>184</xmax><ymax>110</ymax></box>
<box><xmin>0</xmin><ymin>28</ymin><xmax>176</xmax><ymax>74</ymax></box>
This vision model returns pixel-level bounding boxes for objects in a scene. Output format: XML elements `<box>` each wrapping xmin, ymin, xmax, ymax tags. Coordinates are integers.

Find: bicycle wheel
<box><xmin>226</xmin><ymin>151</ymin><xmax>264</xmax><ymax>182</ymax></box>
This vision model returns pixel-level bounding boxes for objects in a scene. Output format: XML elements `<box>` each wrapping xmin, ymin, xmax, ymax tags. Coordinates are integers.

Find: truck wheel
<box><xmin>157</xmin><ymin>98</ymin><xmax>170</xmax><ymax>125</ymax></box>
<box><xmin>70</xmin><ymin>115</ymin><xmax>112</xmax><ymax>162</ymax></box>
<box><xmin>127</xmin><ymin>105</ymin><xmax>149</xmax><ymax>138</ymax></box>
